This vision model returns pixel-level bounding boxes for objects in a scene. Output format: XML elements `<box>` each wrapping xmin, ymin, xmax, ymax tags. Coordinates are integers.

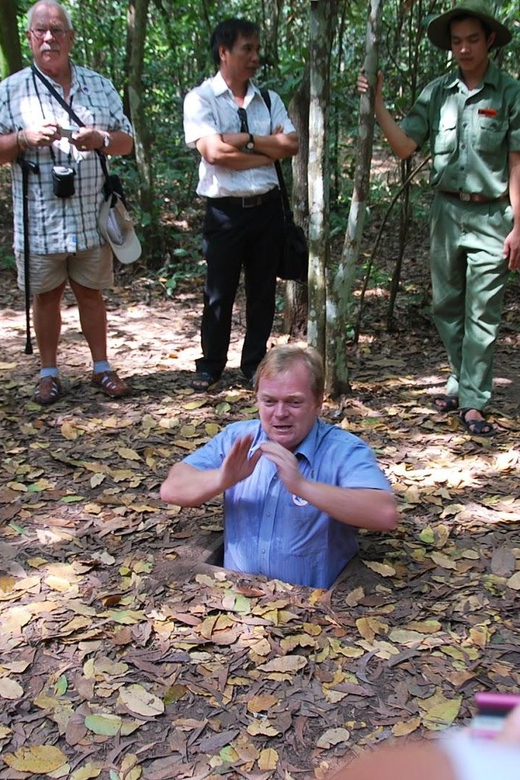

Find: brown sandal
<box><xmin>34</xmin><ymin>376</ymin><xmax>63</xmax><ymax>405</ymax></box>
<box><xmin>91</xmin><ymin>370</ymin><xmax>129</xmax><ymax>398</ymax></box>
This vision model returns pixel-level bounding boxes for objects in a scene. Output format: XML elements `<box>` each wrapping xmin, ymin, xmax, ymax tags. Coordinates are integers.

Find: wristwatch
<box><xmin>245</xmin><ymin>133</ymin><xmax>255</xmax><ymax>151</ymax></box>
<box><xmin>102</xmin><ymin>132</ymin><xmax>110</xmax><ymax>149</ymax></box>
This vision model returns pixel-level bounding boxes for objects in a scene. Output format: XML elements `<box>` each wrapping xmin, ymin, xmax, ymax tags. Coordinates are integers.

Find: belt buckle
<box><xmin>242</xmin><ymin>194</ymin><xmax>264</xmax><ymax>208</ymax></box>
<box><xmin>459</xmin><ymin>192</ymin><xmax>471</xmax><ymax>202</ymax></box>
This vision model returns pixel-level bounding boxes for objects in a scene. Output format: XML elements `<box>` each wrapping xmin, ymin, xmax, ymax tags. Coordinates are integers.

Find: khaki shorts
<box><xmin>16</xmin><ymin>243</ymin><xmax>113</xmax><ymax>294</ymax></box>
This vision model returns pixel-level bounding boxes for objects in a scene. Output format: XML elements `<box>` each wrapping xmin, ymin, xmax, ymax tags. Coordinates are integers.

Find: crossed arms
<box><xmin>195</xmin><ymin>127</ymin><xmax>298</xmax><ymax>170</ymax></box>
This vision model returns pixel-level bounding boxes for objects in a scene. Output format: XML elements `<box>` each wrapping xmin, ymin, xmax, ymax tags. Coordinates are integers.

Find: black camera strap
<box><xmin>31</xmin><ymin>65</ymin><xmax>111</xmax><ymax>183</ymax></box>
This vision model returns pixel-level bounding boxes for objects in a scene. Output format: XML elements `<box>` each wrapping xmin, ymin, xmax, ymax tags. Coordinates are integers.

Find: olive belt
<box><xmin>439</xmin><ymin>190</ymin><xmax>509</xmax><ymax>204</ymax></box>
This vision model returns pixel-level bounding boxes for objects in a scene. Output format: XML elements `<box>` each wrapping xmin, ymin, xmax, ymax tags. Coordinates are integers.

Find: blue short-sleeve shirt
<box><xmin>183</xmin><ymin>419</ymin><xmax>392</xmax><ymax>588</ymax></box>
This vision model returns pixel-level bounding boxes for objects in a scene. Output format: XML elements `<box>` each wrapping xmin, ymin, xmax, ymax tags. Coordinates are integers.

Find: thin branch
<box><xmin>353</xmin><ymin>154</ymin><xmax>431</xmax><ymax>343</ymax></box>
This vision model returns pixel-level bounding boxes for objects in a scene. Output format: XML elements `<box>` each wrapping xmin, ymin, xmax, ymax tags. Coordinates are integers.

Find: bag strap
<box><xmin>260</xmin><ymin>87</ymin><xmax>293</xmax><ymax>222</ymax></box>
<box><xmin>31</xmin><ymin>65</ymin><xmax>111</xmax><ymax>185</ymax></box>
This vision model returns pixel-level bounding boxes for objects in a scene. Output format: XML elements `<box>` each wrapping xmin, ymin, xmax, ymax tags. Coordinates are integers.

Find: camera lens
<box><xmin>52</xmin><ymin>165</ymin><xmax>75</xmax><ymax>198</ymax></box>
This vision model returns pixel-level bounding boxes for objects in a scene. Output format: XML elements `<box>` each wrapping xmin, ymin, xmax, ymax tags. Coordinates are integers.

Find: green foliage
<box><xmin>0</xmin><ymin>249</ymin><xmax>16</xmax><ymax>272</ymax></box>
<box><xmin>156</xmin><ymin>236</ymin><xmax>205</xmax><ymax>296</ymax></box>
<box><xmin>4</xmin><ymin>0</ymin><xmax>519</xmax><ymax>280</ymax></box>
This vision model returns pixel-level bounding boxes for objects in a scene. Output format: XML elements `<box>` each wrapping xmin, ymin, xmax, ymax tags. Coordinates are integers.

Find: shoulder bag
<box><xmin>261</xmin><ymin>88</ymin><xmax>308</xmax><ymax>283</ymax></box>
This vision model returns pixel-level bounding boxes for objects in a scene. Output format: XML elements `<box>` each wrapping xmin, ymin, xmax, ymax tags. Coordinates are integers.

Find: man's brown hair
<box><xmin>254</xmin><ymin>345</ymin><xmax>324</xmax><ymax>401</ymax></box>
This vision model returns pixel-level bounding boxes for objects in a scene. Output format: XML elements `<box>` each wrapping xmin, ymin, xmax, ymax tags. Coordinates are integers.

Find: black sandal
<box><xmin>191</xmin><ymin>372</ymin><xmax>219</xmax><ymax>392</ymax></box>
<box><xmin>459</xmin><ymin>408</ymin><xmax>495</xmax><ymax>437</ymax></box>
<box><xmin>433</xmin><ymin>394</ymin><xmax>459</xmax><ymax>412</ymax></box>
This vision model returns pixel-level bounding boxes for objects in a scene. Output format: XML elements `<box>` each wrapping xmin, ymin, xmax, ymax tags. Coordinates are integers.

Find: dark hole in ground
<box><xmin>204</xmin><ymin>540</ymin><xmax>224</xmax><ymax>566</ymax></box>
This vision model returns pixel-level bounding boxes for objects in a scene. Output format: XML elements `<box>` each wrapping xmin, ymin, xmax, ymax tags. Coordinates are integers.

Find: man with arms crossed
<box><xmin>183</xmin><ymin>18</ymin><xmax>298</xmax><ymax>392</ymax></box>
<box><xmin>161</xmin><ymin>345</ymin><xmax>397</xmax><ymax>589</ymax></box>
<box><xmin>359</xmin><ymin>0</ymin><xmax>520</xmax><ymax>436</ymax></box>
<box><xmin>0</xmin><ymin>0</ymin><xmax>133</xmax><ymax>404</ymax></box>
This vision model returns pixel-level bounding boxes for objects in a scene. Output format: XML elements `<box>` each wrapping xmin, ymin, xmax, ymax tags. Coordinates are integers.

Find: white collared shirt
<box><xmin>183</xmin><ymin>71</ymin><xmax>295</xmax><ymax>198</ymax></box>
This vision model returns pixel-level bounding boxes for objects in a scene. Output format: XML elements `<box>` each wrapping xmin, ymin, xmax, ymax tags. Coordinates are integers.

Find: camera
<box><xmin>471</xmin><ymin>692</ymin><xmax>520</xmax><ymax>739</ymax></box>
<box><xmin>52</xmin><ymin>165</ymin><xmax>75</xmax><ymax>198</ymax></box>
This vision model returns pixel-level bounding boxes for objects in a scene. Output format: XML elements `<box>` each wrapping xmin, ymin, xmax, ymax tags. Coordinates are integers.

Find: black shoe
<box><xmin>242</xmin><ymin>371</ymin><xmax>255</xmax><ymax>390</ymax></box>
<box><xmin>191</xmin><ymin>372</ymin><xmax>219</xmax><ymax>392</ymax></box>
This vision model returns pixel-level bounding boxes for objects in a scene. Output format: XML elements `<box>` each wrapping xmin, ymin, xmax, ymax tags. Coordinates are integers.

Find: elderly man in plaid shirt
<box><xmin>0</xmin><ymin>0</ymin><xmax>133</xmax><ymax>404</ymax></box>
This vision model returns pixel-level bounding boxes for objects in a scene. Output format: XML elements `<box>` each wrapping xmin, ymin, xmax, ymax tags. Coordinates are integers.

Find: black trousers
<box><xmin>197</xmin><ymin>193</ymin><xmax>284</xmax><ymax>379</ymax></box>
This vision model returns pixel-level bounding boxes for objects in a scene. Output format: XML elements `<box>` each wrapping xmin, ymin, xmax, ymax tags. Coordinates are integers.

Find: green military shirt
<box><xmin>399</xmin><ymin>60</ymin><xmax>520</xmax><ymax>199</ymax></box>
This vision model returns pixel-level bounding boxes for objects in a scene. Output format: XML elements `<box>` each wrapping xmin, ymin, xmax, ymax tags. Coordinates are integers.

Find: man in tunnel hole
<box><xmin>161</xmin><ymin>345</ymin><xmax>397</xmax><ymax>589</ymax></box>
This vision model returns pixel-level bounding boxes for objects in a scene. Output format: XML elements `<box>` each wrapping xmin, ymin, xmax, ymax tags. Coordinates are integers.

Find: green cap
<box><xmin>427</xmin><ymin>0</ymin><xmax>511</xmax><ymax>50</ymax></box>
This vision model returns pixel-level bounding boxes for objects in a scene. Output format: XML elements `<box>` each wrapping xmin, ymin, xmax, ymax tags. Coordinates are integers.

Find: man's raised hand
<box><xmin>220</xmin><ymin>435</ymin><xmax>261</xmax><ymax>490</ymax></box>
<box><xmin>259</xmin><ymin>440</ymin><xmax>303</xmax><ymax>494</ymax></box>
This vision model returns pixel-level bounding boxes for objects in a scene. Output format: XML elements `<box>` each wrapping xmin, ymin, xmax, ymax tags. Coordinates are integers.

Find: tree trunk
<box><xmin>307</xmin><ymin>0</ymin><xmax>338</xmax><ymax>358</ymax></box>
<box><xmin>328</xmin><ymin>0</ymin><xmax>382</xmax><ymax>397</ymax></box>
<box><xmin>127</xmin><ymin>0</ymin><xmax>156</xmax><ymax>263</ymax></box>
<box><xmin>260</xmin><ymin>0</ymin><xmax>284</xmax><ymax>72</ymax></box>
<box><xmin>283</xmin><ymin>66</ymin><xmax>309</xmax><ymax>338</ymax></box>
<box><xmin>0</xmin><ymin>0</ymin><xmax>23</xmax><ymax>77</ymax></box>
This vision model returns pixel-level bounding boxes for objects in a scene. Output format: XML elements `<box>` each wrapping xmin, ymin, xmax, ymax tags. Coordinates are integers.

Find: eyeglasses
<box><xmin>237</xmin><ymin>108</ymin><xmax>249</xmax><ymax>133</ymax></box>
<box><xmin>29</xmin><ymin>27</ymin><xmax>70</xmax><ymax>40</ymax></box>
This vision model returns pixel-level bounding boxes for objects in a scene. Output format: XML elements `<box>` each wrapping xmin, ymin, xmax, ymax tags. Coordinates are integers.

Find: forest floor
<box><xmin>0</xmin><ymin>195</ymin><xmax>520</xmax><ymax>780</ymax></box>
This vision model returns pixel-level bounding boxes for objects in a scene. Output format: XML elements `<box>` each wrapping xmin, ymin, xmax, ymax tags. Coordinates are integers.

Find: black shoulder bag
<box><xmin>261</xmin><ymin>88</ymin><xmax>308</xmax><ymax>283</ymax></box>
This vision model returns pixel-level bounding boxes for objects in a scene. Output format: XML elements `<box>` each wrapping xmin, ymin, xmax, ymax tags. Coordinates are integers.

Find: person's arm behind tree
<box><xmin>358</xmin><ymin>70</ymin><xmax>417</xmax><ymax>160</ymax></box>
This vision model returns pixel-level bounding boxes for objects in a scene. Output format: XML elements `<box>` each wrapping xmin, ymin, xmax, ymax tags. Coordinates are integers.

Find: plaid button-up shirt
<box><xmin>0</xmin><ymin>62</ymin><xmax>133</xmax><ymax>255</ymax></box>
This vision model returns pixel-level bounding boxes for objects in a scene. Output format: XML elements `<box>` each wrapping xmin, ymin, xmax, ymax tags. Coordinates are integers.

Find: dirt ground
<box><xmin>1</xmin><ymin>220</ymin><xmax>520</xmax><ymax>779</ymax></box>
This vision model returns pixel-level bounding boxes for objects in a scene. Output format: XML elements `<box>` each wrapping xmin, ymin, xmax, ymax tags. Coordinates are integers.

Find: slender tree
<box><xmin>284</xmin><ymin>66</ymin><xmax>309</xmax><ymax>338</ymax></box>
<box><xmin>328</xmin><ymin>0</ymin><xmax>382</xmax><ymax>395</ymax></box>
<box><xmin>307</xmin><ymin>0</ymin><xmax>338</xmax><ymax>358</ymax></box>
<box><xmin>0</xmin><ymin>0</ymin><xmax>23</xmax><ymax>77</ymax></box>
<box><xmin>126</xmin><ymin>0</ymin><xmax>156</xmax><ymax>258</ymax></box>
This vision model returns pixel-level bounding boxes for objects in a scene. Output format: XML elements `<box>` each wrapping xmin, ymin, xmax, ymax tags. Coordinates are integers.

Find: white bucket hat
<box><xmin>98</xmin><ymin>194</ymin><xmax>141</xmax><ymax>264</ymax></box>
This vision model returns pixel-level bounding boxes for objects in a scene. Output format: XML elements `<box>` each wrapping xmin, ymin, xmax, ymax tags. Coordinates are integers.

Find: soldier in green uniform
<box><xmin>359</xmin><ymin>0</ymin><xmax>520</xmax><ymax>436</ymax></box>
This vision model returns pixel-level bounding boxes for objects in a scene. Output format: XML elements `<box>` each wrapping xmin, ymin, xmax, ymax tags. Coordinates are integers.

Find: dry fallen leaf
<box><xmin>422</xmin><ymin>696</ymin><xmax>462</xmax><ymax>731</ymax></box>
<box><xmin>247</xmin><ymin>693</ymin><xmax>279</xmax><ymax>713</ymax></box>
<box><xmin>316</xmin><ymin>727</ymin><xmax>350</xmax><ymax>749</ymax></box>
<box><xmin>257</xmin><ymin>655</ymin><xmax>307</xmax><ymax>673</ymax></box>
<box><xmin>4</xmin><ymin>745</ymin><xmax>68</xmax><ymax>773</ymax></box>
<box><xmin>506</xmin><ymin>571</ymin><xmax>520</xmax><ymax>590</ymax></box>
<box><xmin>258</xmin><ymin>748</ymin><xmax>279</xmax><ymax>770</ymax></box>
<box><xmin>392</xmin><ymin>716</ymin><xmax>422</xmax><ymax>737</ymax></box>
<box><xmin>118</xmin><ymin>684</ymin><xmax>164</xmax><ymax>717</ymax></box>
<box><xmin>0</xmin><ymin>676</ymin><xmax>24</xmax><ymax>699</ymax></box>
<box><xmin>247</xmin><ymin>720</ymin><xmax>280</xmax><ymax>737</ymax></box>
<box><xmin>356</xmin><ymin>616</ymin><xmax>388</xmax><ymax>642</ymax></box>
<box><xmin>69</xmin><ymin>764</ymin><xmax>103</xmax><ymax>780</ymax></box>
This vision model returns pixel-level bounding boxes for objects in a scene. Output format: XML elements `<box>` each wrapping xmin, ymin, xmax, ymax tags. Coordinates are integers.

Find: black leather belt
<box><xmin>207</xmin><ymin>188</ymin><xmax>280</xmax><ymax>209</ymax></box>
<box><xmin>439</xmin><ymin>190</ymin><xmax>509</xmax><ymax>204</ymax></box>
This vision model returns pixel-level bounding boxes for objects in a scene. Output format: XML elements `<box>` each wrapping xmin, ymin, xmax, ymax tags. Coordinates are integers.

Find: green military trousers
<box><xmin>429</xmin><ymin>193</ymin><xmax>512</xmax><ymax>411</ymax></box>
